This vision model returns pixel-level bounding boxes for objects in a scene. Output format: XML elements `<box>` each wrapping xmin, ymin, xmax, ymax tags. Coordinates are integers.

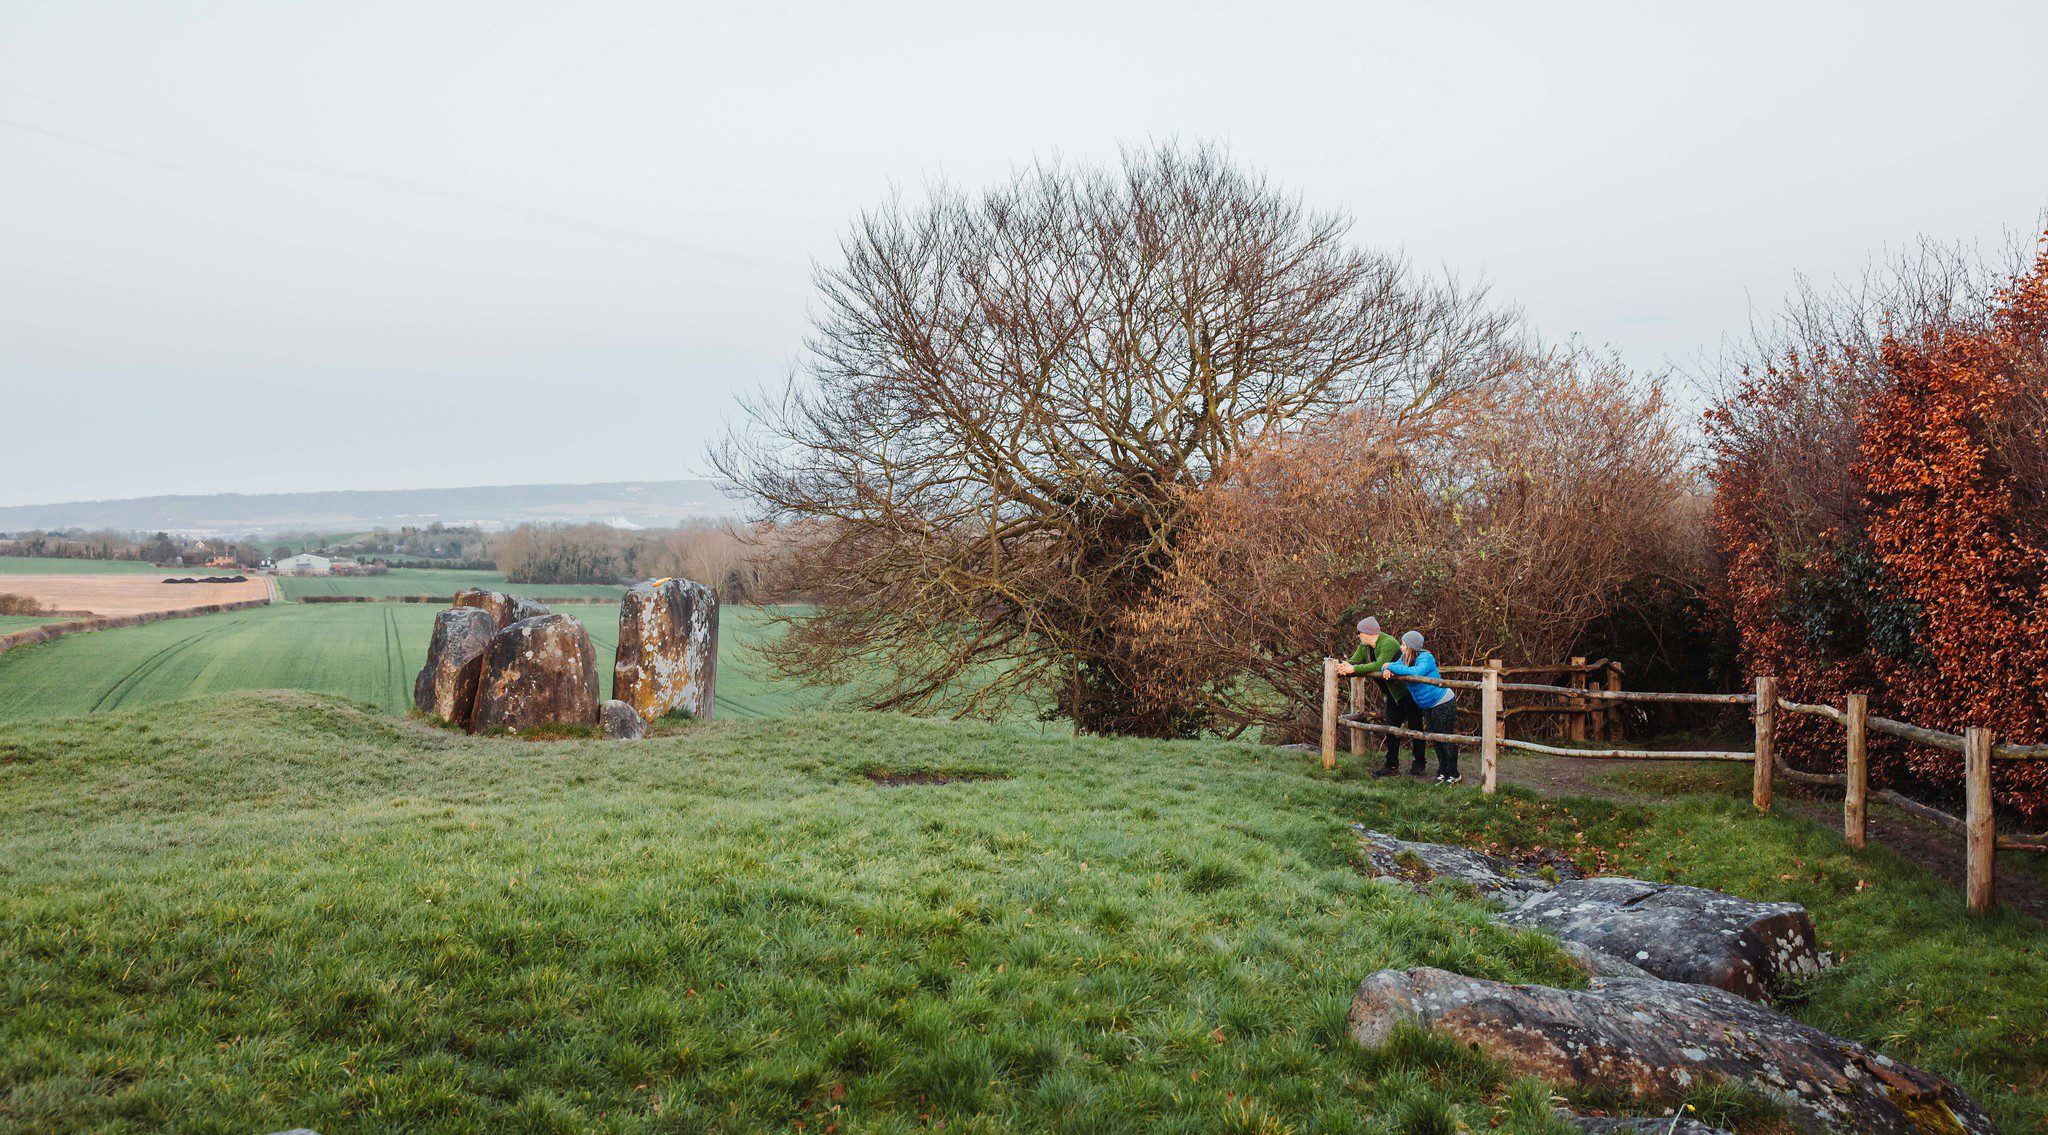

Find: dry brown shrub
<box><xmin>0</xmin><ymin>593</ymin><xmax>51</xmax><ymax>617</ymax></box>
<box><xmin>1131</xmin><ymin>349</ymin><xmax>1693</xmax><ymax>740</ymax></box>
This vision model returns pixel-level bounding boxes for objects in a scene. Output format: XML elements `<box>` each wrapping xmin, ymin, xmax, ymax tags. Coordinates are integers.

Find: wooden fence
<box><xmin>1320</xmin><ymin>659</ymin><xmax>2048</xmax><ymax>914</ymax></box>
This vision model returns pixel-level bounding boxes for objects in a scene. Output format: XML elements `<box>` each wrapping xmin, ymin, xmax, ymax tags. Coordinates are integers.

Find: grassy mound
<box><xmin>0</xmin><ymin>693</ymin><xmax>2042</xmax><ymax>1134</ymax></box>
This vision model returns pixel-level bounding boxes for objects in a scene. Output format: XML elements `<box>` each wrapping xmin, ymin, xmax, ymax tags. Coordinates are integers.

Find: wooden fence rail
<box><xmin>1319</xmin><ymin>658</ymin><xmax>2048</xmax><ymax>914</ymax></box>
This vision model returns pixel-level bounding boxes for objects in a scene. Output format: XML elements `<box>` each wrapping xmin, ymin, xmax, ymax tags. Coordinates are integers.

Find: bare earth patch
<box><xmin>863</xmin><ymin>769</ymin><xmax>1007</xmax><ymax>787</ymax></box>
<box><xmin>0</xmin><ymin>574</ymin><xmax>271</xmax><ymax>618</ymax></box>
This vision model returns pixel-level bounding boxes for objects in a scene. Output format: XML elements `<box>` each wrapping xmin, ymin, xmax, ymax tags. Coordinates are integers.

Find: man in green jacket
<box><xmin>1337</xmin><ymin>616</ymin><xmax>1424</xmax><ymax>776</ymax></box>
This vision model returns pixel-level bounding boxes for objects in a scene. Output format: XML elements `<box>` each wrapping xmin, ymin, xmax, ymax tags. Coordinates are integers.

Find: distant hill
<box><xmin>0</xmin><ymin>480</ymin><xmax>743</xmax><ymax>537</ymax></box>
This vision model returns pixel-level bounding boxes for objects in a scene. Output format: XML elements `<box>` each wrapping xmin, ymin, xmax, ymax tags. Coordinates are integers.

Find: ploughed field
<box><xmin>0</xmin><ymin>603</ymin><xmax>807</xmax><ymax>721</ymax></box>
<box><xmin>0</xmin><ymin>573</ymin><xmax>271</xmax><ymax>618</ymax></box>
<box><xmin>0</xmin><ymin>695</ymin><xmax>2042</xmax><ymax>1133</ymax></box>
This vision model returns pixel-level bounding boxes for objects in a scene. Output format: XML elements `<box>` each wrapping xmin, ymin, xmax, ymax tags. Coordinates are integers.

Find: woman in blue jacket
<box><xmin>1382</xmin><ymin>630</ymin><xmax>1460</xmax><ymax>783</ymax></box>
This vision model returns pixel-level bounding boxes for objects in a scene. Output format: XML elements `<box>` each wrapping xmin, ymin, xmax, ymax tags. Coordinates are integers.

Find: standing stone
<box><xmin>453</xmin><ymin>587</ymin><xmax>552</xmax><ymax>630</ymax></box>
<box><xmin>470</xmin><ymin>614</ymin><xmax>600</xmax><ymax>733</ymax></box>
<box><xmin>412</xmin><ymin>606</ymin><xmax>497</xmax><ymax>726</ymax></box>
<box><xmin>613</xmin><ymin>577</ymin><xmax>717</xmax><ymax>722</ymax></box>
<box><xmin>599</xmin><ymin>699</ymin><xmax>646</xmax><ymax>740</ymax></box>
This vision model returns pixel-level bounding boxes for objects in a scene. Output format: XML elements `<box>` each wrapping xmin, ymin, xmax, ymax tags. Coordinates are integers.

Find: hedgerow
<box><xmin>1708</xmin><ymin>239</ymin><xmax>2048</xmax><ymax>818</ymax></box>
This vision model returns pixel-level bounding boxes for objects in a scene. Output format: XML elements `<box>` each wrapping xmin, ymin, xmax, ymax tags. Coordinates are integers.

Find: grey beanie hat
<box><xmin>1357</xmin><ymin>616</ymin><xmax>1381</xmax><ymax>635</ymax></box>
<box><xmin>1401</xmin><ymin>630</ymin><xmax>1425</xmax><ymax>650</ymax></box>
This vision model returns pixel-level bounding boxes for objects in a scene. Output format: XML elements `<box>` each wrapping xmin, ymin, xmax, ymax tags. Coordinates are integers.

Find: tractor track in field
<box><xmin>382</xmin><ymin>606</ymin><xmax>408</xmax><ymax>708</ymax></box>
<box><xmin>89</xmin><ymin>616</ymin><xmax>245</xmax><ymax>713</ymax></box>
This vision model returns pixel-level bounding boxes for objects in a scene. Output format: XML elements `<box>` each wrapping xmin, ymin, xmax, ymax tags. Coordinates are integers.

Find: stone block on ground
<box><xmin>412</xmin><ymin>606</ymin><xmax>497</xmax><ymax>725</ymax></box>
<box><xmin>1354</xmin><ymin>826</ymin><xmax>1578</xmax><ymax>903</ymax></box>
<box><xmin>1495</xmin><ymin>876</ymin><xmax>1821</xmax><ymax>1002</ymax></box>
<box><xmin>1559</xmin><ymin>1112</ymin><xmax>1733</xmax><ymax>1135</ymax></box>
<box><xmin>452</xmin><ymin>587</ymin><xmax>552</xmax><ymax>630</ymax></box>
<box><xmin>470</xmin><ymin>614</ymin><xmax>600</xmax><ymax>733</ymax></box>
<box><xmin>1348</xmin><ymin>967</ymin><xmax>1992</xmax><ymax>1135</ymax></box>
<box><xmin>613</xmin><ymin>577</ymin><xmax>717</xmax><ymax>722</ymax></box>
<box><xmin>599</xmin><ymin>699</ymin><xmax>646</xmax><ymax>740</ymax></box>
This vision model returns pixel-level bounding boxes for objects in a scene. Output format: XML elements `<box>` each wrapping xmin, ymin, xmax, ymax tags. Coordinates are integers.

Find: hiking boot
<box><xmin>1407</xmin><ymin>763</ymin><xmax>1428</xmax><ymax>777</ymax></box>
<box><xmin>1371</xmin><ymin>765</ymin><xmax>1400</xmax><ymax>778</ymax></box>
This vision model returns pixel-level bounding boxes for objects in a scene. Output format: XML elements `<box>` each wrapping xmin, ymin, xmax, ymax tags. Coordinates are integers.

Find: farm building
<box><xmin>276</xmin><ymin>553</ymin><xmax>333</xmax><ymax>575</ymax></box>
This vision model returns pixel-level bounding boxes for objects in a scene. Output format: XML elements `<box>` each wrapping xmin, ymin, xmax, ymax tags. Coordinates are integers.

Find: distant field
<box><xmin>0</xmin><ymin>556</ymin><xmax>192</xmax><ymax>575</ymax></box>
<box><xmin>278</xmin><ymin>567</ymin><xmax>625</xmax><ymax>600</ymax></box>
<box><xmin>0</xmin><ymin>603</ymin><xmax>811</xmax><ymax>721</ymax></box>
<box><xmin>0</xmin><ymin>573</ymin><xmax>272</xmax><ymax>616</ymax></box>
<box><xmin>1</xmin><ymin>559</ymin><xmax>625</xmax><ymax>599</ymax></box>
<box><xmin>0</xmin><ymin>615</ymin><xmax>65</xmax><ymax>634</ymax></box>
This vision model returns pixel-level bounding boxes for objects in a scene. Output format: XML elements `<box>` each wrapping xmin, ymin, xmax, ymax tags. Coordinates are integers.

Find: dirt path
<box><xmin>1493</xmin><ymin>750</ymin><xmax>2048</xmax><ymax>924</ymax></box>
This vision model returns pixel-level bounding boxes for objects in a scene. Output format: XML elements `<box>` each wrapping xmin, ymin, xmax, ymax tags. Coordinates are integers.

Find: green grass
<box><xmin>278</xmin><ymin>568</ymin><xmax>625</xmax><ymax>601</ymax></box>
<box><xmin>0</xmin><ymin>605</ymin><xmax>812</xmax><ymax>721</ymax></box>
<box><xmin>0</xmin><ymin>615</ymin><xmax>66</xmax><ymax>634</ymax></box>
<box><xmin>0</xmin><ymin>557</ymin><xmax>188</xmax><ymax>575</ymax></box>
<box><xmin>0</xmin><ymin>696</ymin><xmax>2042</xmax><ymax>1134</ymax></box>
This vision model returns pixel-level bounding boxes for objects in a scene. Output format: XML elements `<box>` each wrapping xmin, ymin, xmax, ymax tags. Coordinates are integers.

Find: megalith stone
<box><xmin>1496</xmin><ymin>877</ymin><xmax>1821</xmax><ymax>1003</ymax></box>
<box><xmin>470</xmin><ymin>614</ymin><xmax>600</xmax><ymax>733</ymax></box>
<box><xmin>599</xmin><ymin>699</ymin><xmax>646</xmax><ymax>740</ymax></box>
<box><xmin>412</xmin><ymin>606</ymin><xmax>497</xmax><ymax>725</ymax></box>
<box><xmin>1348</xmin><ymin>967</ymin><xmax>1993</xmax><ymax>1135</ymax></box>
<box><xmin>452</xmin><ymin>587</ymin><xmax>552</xmax><ymax>630</ymax></box>
<box><xmin>1560</xmin><ymin>1113</ymin><xmax>1733</xmax><ymax>1135</ymax></box>
<box><xmin>1354</xmin><ymin>826</ymin><xmax>1579</xmax><ymax>902</ymax></box>
<box><xmin>613</xmin><ymin>577</ymin><xmax>717</xmax><ymax>722</ymax></box>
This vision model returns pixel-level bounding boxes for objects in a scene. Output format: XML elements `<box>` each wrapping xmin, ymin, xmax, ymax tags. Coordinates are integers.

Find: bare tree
<box><xmin>718</xmin><ymin>143</ymin><xmax>1521</xmax><ymax>733</ymax></box>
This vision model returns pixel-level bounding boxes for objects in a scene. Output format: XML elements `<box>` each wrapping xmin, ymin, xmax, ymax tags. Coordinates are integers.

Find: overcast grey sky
<box><xmin>3</xmin><ymin>1</ymin><xmax>2043</xmax><ymax>507</ymax></box>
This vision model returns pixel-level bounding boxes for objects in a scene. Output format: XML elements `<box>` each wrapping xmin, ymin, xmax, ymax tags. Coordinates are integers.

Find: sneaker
<box><xmin>1437</xmin><ymin>774</ymin><xmax>1460</xmax><ymax>785</ymax></box>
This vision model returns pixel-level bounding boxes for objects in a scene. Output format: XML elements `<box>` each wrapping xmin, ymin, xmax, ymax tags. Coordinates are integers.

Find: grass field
<box><xmin>0</xmin><ymin>694</ymin><xmax>2041</xmax><ymax>1134</ymax></box>
<box><xmin>0</xmin><ymin>556</ymin><xmax>180</xmax><ymax>575</ymax></box>
<box><xmin>0</xmin><ymin>615</ymin><xmax>65</xmax><ymax>634</ymax></box>
<box><xmin>278</xmin><ymin>568</ymin><xmax>625</xmax><ymax>601</ymax></box>
<box><xmin>0</xmin><ymin>604</ymin><xmax>814</xmax><ymax>721</ymax></box>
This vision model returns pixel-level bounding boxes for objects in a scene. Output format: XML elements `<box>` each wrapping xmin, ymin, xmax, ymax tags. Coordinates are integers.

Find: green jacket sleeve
<box><xmin>1355</xmin><ymin>633</ymin><xmax>1399</xmax><ymax>675</ymax></box>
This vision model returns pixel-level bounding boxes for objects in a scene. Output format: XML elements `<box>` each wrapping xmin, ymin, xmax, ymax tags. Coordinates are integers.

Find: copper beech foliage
<box><xmin>1709</xmin><ymin>239</ymin><xmax>2048</xmax><ymax>818</ymax></box>
<box><xmin>1130</xmin><ymin>350</ymin><xmax>1693</xmax><ymax>741</ymax></box>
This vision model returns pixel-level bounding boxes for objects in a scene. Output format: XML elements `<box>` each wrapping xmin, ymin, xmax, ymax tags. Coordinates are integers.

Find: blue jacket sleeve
<box><xmin>1383</xmin><ymin>653</ymin><xmax>1439</xmax><ymax>679</ymax></box>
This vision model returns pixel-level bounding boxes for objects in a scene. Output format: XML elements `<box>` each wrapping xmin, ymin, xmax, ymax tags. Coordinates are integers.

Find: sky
<box><xmin>2</xmin><ymin>0</ymin><xmax>2044</xmax><ymax>507</ymax></box>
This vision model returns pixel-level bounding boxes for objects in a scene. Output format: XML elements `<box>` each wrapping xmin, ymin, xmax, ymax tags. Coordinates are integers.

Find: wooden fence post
<box><xmin>1844</xmin><ymin>693</ymin><xmax>1868</xmax><ymax>852</ymax></box>
<box><xmin>1348</xmin><ymin>676</ymin><xmax>1365</xmax><ymax>758</ymax></box>
<box><xmin>1604</xmin><ymin>664</ymin><xmax>1623</xmax><ymax>742</ymax></box>
<box><xmin>1488</xmin><ymin>658</ymin><xmax>1504</xmax><ymax>744</ymax></box>
<box><xmin>1966</xmin><ymin>726</ymin><xmax>1995</xmax><ymax>914</ymax></box>
<box><xmin>1752</xmin><ymin>676</ymin><xmax>1776</xmax><ymax>812</ymax></box>
<box><xmin>1569</xmin><ymin>657</ymin><xmax>1588</xmax><ymax>741</ymax></box>
<box><xmin>1481</xmin><ymin>665</ymin><xmax>1500</xmax><ymax>795</ymax></box>
<box><xmin>1321</xmin><ymin>657</ymin><xmax>1339</xmax><ymax>771</ymax></box>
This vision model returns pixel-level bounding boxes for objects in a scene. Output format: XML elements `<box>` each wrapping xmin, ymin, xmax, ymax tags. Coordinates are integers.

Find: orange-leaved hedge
<box><xmin>1709</xmin><ymin>241</ymin><xmax>2048</xmax><ymax>820</ymax></box>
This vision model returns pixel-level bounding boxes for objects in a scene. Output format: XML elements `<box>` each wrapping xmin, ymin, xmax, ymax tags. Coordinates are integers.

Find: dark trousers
<box><xmin>1421</xmin><ymin>700</ymin><xmax>1460</xmax><ymax>777</ymax></box>
<box><xmin>1379</xmin><ymin>686</ymin><xmax>1424</xmax><ymax>769</ymax></box>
